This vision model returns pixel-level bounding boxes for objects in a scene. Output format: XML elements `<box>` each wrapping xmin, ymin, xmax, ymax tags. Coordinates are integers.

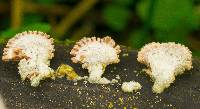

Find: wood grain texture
<box><xmin>0</xmin><ymin>45</ymin><xmax>200</xmax><ymax>109</ymax></box>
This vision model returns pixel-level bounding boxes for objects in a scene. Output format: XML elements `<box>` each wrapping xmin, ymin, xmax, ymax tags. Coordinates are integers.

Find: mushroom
<box><xmin>70</xmin><ymin>36</ymin><xmax>121</xmax><ymax>84</ymax></box>
<box><xmin>2</xmin><ymin>31</ymin><xmax>55</xmax><ymax>87</ymax></box>
<box><xmin>137</xmin><ymin>42</ymin><xmax>192</xmax><ymax>93</ymax></box>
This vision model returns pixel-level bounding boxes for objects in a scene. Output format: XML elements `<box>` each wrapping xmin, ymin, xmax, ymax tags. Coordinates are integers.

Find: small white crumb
<box><xmin>116</xmin><ymin>75</ymin><xmax>120</xmax><ymax>80</ymax></box>
<box><xmin>133</xmin><ymin>70</ymin><xmax>137</xmax><ymax>73</ymax></box>
<box><xmin>97</xmin><ymin>77</ymin><xmax>111</xmax><ymax>84</ymax></box>
<box><xmin>83</xmin><ymin>80</ymin><xmax>88</xmax><ymax>84</ymax></box>
<box><xmin>122</xmin><ymin>53</ymin><xmax>129</xmax><ymax>57</ymax></box>
<box><xmin>111</xmin><ymin>79</ymin><xmax>118</xmax><ymax>83</ymax></box>
<box><xmin>77</xmin><ymin>76</ymin><xmax>88</xmax><ymax>81</ymax></box>
<box><xmin>123</xmin><ymin>68</ymin><xmax>127</xmax><ymax>71</ymax></box>
<box><xmin>121</xmin><ymin>81</ymin><xmax>142</xmax><ymax>92</ymax></box>
<box><xmin>74</xmin><ymin>82</ymin><xmax>78</xmax><ymax>85</ymax></box>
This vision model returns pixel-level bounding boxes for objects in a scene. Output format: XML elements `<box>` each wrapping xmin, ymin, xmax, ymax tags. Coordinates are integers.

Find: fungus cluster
<box><xmin>2</xmin><ymin>31</ymin><xmax>193</xmax><ymax>94</ymax></box>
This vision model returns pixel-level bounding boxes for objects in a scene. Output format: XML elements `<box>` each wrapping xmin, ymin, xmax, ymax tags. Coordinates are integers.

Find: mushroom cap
<box><xmin>137</xmin><ymin>42</ymin><xmax>192</xmax><ymax>93</ymax></box>
<box><xmin>70</xmin><ymin>36</ymin><xmax>121</xmax><ymax>68</ymax></box>
<box><xmin>137</xmin><ymin>42</ymin><xmax>192</xmax><ymax>71</ymax></box>
<box><xmin>2</xmin><ymin>31</ymin><xmax>54</xmax><ymax>61</ymax></box>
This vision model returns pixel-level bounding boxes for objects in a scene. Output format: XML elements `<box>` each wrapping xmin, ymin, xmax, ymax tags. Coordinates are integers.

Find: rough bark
<box><xmin>0</xmin><ymin>45</ymin><xmax>200</xmax><ymax>109</ymax></box>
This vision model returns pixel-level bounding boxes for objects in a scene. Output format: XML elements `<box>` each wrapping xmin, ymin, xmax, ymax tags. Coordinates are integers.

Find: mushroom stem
<box><xmin>151</xmin><ymin>66</ymin><xmax>176</xmax><ymax>93</ymax></box>
<box><xmin>152</xmin><ymin>73</ymin><xmax>175</xmax><ymax>93</ymax></box>
<box><xmin>87</xmin><ymin>63</ymin><xmax>105</xmax><ymax>83</ymax></box>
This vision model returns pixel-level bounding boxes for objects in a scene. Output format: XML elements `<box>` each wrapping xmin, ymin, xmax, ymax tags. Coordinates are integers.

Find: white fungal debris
<box><xmin>121</xmin><ymin>81</ymin><xmax>142</xmax><ymax>92</ymax></box>
<box><xmin>111</xmin><ymin>79</ymin><xmax>118</xmax><ymax>83</ymax></box>
<box><xmin>70</xmin><ymin>36</ymin><xmax>121</xmax><ymax>84</ymax></box>
<box><xmin>137</xmin><ymin>42</ymin><xmax>192</xmax><ymax>93</ymax></box>
<box><xmin>116</xmin><ymin>75</ymin><xmax>120</xmax><ymax>80</ymax></box>
<box><xmin>2</xmin><ymin>31</ymin><xmax>55</xmax><ymax>87</ymax></box>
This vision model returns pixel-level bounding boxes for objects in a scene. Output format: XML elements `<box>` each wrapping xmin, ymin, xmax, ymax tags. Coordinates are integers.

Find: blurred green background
<box><xmin>0</xmin><ymin>0</ymin><xmax>200</xmax><ymax>57</ymax></box>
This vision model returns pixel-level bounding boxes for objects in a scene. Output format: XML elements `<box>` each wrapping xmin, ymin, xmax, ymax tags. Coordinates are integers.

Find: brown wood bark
<box><xmin>0</xmin><ymin>45</ymin><xmax>200</xmax><ymax>109</ymax></box>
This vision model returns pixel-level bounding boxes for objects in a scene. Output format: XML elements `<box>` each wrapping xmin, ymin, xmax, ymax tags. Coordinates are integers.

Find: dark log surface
<box><xmin>0</xmin><ymin>45</ymin><xmax>200</xmax><ymax>109</ymax></box>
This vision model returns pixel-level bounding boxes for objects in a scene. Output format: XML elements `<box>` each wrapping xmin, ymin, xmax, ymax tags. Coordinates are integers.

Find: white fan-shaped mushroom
<box><xmin>70</xmin><ymin>36</ymin><xmax>121</xmax><ymax>84</ymax></box>
<box><xmin>137</xmin><ymin>42</ymin><xmax>192</xmax><ymax>93</ymax></box>
<box><xmin>2</xmin><ymin>31</ymin><xmax>55</xmax><ymax>86</ymax></box>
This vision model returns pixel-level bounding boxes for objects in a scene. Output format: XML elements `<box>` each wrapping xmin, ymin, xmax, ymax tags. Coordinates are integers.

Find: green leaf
<box><xmin>154</xmin><ymin>0</ymin><xmax>197</xmax><ymax>30</ymax></box>
<box><xmin>64</xmin><ymin>39</ymin><xmax>74</xmax><ymax>46</ymax></box>
<box><xmin>0</xmin><ymin>29</ymin><xmax>18</xmax><ymax>39</ymax></box>
<box><xmin>154</xmin><ymin>29</ymin><xmax>188</xmax><ymax>45</ymax></box>
<box><xmin>193</xmin><ymin>50</ymin><xmax>200</xmax><ymax>57</ymax></box>
<box><xmin>129</xmin><ymin>29</ymin><xmax>150</xmax><ymax>49</ymax></box>
<box><xmin>0</xmin><ymin>22</ymin><xmax>51</xmax><ymax>44</ymax></box>
<box><xmin>137</xmin><ymin>0</ymin><xmax>198</xmax><ymax>30</ymax></box>
<box><xmin>36</xmin><ymin>0</ymin><xmax>55</xmax><ymax>5</ymax></box>
<box><xmin>137</xmin><ymin>0</ymin><xmax>197</xmax><ymax>45</ymax></box>
<box><xmin>114</xmin><ymin>0</ymin><xmax>134</xmax><ymax>7</ymax></box>
<box><xmin>23</xmin><ymin>14</ymin><xmax>43</xmax><ymax>26</ymax></box>
<box><xmin>21</xmin><ymin>23</ymin><xmax>51</xmax><ymax>33</ymax></box>
<box><xmin>0</xmin><ymin>29</ymin><xmax>18</xmax><ymax>44</ymax></box>
<box><xmin>136</xmin><ymin>0</ymin><xmax>150</xmax><ymax>22</ymax></box>
<box><xmin>193</xmin><ymin>6</ymin><xmax>200</xmax><ymax>27</ymax></box>
<box><xmin>103</xmin><ymin>4</ymin><xmax>130</xmax><ymax>31</ymax></box>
